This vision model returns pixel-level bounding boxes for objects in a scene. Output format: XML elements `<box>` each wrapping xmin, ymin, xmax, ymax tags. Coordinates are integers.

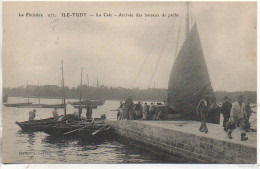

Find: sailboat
<box><xmin>69</xmin><ymin>74</ymin><xmax>105</xmax><ymax>109</ymax></box>
<box><xmin>4</xmin><ymin>82</ymin><xmax>33</xmax><ymax>107</ymax></box>
<box><xmin>17</xmin><ymin>66</ymin><xmax>66</xmax><ymax>109</ymax></box>
<box><xmin>166</xmin><ymin>2</ymin><xmax>219</xmax><ymax>123</ymax></box>
<box><xmin>15</xmin><ymin>61</ymin><xmax>70</xmax><ymax>131</ymax></box>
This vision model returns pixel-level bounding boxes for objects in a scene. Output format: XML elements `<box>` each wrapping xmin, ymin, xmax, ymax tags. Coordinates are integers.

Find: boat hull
<box><xmin>42</xmin><ymin>121</ymin><xmax>112</xmax><ymax>140</ymax></box>
<box><xmin>4</xmin><ymin>103</ymin><xmax>33</xmax><ymax>107</ymax></box>
<box><xmin>41</xmin><ymin>104</ymin><xmax>65</xmax><ymax>108</ymax></box>
<box><xmin>15</xmin><ymin>114</ymin><xmax>81</xmax><ymax>132</ymax></box>
<box><xmin>15</xmin><ymin>117</ymin><xmax>56</xmax><ymax>131</ymax></box>
<box><xmin>17</xmin><ymin>104</ymin><xmax>66</xmax><ymax>109</ymax></box>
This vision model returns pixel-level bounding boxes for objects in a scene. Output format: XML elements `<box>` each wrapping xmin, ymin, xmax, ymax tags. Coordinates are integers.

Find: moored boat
<box><xmin>17</xmin><ymin>103</ymin><xmax>66</xmax><ymax>108</ymax></box>
<box><xmin>15</xmin><ymin>114</ymin><xmax>81</xmax><ymax>132</ymax></box>
<box><xmin>4</xmin><ymin>102</ymin><xmax>33</xmax><ymax>107</ymax></box>
<box><xmin>69</xmin><ymin>99</ymin><xmax>105</xmax><ymax>107</ymax></box>
<box><xmin>15</xmin><ymin>117</ymin><xmax>56</xmax><ymax>131</ymax></box>
<box><xmin>42</xmin><ymin>118</ymin><xmax>112</xmax><ymax>140</ymax></box>
<box><xmin>42</xmin><ymin>104</ymin><xmax>65</xmax><ymax>108</ymax></box>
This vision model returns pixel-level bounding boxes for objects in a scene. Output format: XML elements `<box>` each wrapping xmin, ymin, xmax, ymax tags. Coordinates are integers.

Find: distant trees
<box><xmin>3</xmin><ymin>85</ymin><xmax>257</xmax><ymax>103</ymax></box>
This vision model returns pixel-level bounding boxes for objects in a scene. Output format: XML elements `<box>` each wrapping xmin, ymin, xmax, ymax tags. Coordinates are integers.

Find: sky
<box><xmin>3</xmin><ymin>2</ymin><xmax>257</xmax><ymax>91</ymax></box>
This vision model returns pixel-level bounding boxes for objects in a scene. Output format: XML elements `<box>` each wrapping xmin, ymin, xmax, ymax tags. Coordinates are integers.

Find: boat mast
<box><xmin>185</xmin><ymin>2</ymin><xmax>190</xmax><ymax>38</ymax></box>
<box><xmin>87</xmin><ymin>73</ymin><xmax>89</xmax><ymax>87</ymax></box>
<box><xmin>27</xmin><ymin>81</ymin><xmax>29</xmax><ymax>103</ymax></box>
<box><xmin>61</xmin><ymin>60</ymin><xmax>66</xmax><ymax>115</ymax></box>
<box><xmin>79</xmin><ymin>68</ymin><xmax>83</xmax><ymax>102</ymax></box>
<box><xmin>97</xmin><ymin>76</ymin><xmax>99</xmax><ymax>88</ymax></box>
<box><xmin>38</xmin><ymin>82</ymin><xmax>40</xmax><ymax>104</ymax></box>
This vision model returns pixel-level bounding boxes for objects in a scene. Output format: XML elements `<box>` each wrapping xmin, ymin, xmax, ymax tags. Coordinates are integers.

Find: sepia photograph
<box><xmin>2</xmin><ymin>1</ymin><xmax>257</xmax><ymax>164</ymax></box>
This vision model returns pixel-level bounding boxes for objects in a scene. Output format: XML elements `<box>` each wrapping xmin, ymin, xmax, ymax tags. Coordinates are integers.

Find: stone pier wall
<box><xmin>107</xmin><ymin>120</ymin><xmax>256</xmax><ymax>164</ymax></box>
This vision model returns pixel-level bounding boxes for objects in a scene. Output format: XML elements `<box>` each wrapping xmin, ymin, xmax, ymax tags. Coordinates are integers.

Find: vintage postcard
<box><xmin>2</xmin><ymin>1</ymin><xmax>257</xmax><ymax>164</ymax></box>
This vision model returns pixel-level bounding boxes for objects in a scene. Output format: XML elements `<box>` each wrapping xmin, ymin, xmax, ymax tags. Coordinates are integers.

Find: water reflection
<box><xmin>5</xmin><ymin>98</ymin><xmax>180</xmax><ymax>163</ymax></box>
<box><xmin>16</xmin><ymin>130</ymin><xmax>36</xmax><ymax>146</ymax></box>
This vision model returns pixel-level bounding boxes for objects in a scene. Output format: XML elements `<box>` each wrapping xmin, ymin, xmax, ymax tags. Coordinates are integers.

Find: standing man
<box><xmin>52</xmin><ymin>108</ymin><xmax>59</xmax><ymax>120</ymax></box>
<box><xmin>244</xmin><ymin>97</ymin><xmax>254</xmax><ymax>122</ymax></box>
<box><xmin>78</xmin><ymin>107</ymin><xmax>82</xmax><ymax>118</ymax></box>
<box><xmin>135</xmin><ymin>101</ymin><xmax>143</xmax><ymax>119</ymax></box>
<box><xmin>142</xmin><ymin>103</ymin><xmax>148</xmax><ymax>120</ymax></box>
<box><xmin>86</xmin><ymin>105</ymin><xmax>93</xmax><ymax>119</ymax></box>
<box><xmin>125</xmin><ymin>96</ymin><xmax>134</xmax><ymax>120</ymax></box>
<box><xmin>227</xmin><ymin>95</ymin><xmax>248</xmax><ymax>141</ymax></box>
<box><xmin>148</xmin><ymin>103</ymin><xmax>155</xmax><ymax>120</ymax></box>
<box><xmin>221</xmin><ymin>96</ymin><xmax>232</xmax><ymax>131</ymax></box>
<box><xmin>197</xmin><ymin>95</ymin><xmax>211</xmax><ymax>133</ymax></box>
<box><xmin>29</xmin><ymin>109</ymin><xmax>36</xmax><ymax>121</ymax></box>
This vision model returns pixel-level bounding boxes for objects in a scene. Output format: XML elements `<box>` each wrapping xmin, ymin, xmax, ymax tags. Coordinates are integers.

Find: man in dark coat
<box><xmin>125</xmin><ymin>96</ymin><xmax>134</xmax><ymax>120</ymax></box>
<box><xmin>86</xmin><ymin>105</ymin><xmax>92</xmax><ymax>119</ymax></box>
<box><xmin>197</xmin><ymin>95</ymin><xmax>211</xmax><ymax>133</ymax></box>
<box><xmin>221</xmin><ymin>96</ymin><xmax>232</xmax><ymax>131</ymax></box>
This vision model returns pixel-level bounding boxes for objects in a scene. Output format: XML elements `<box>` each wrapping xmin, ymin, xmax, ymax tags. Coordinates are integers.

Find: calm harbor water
<box><xmin>2</xmin><ymin>97</ymin><xmax>180</xmax><ymax>163</ymax></box>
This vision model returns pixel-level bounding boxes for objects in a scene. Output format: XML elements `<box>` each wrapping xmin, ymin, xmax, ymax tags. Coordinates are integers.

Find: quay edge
<box><xmin>106</xmin><ymin>120</ymin><xmax>257</xmax><ymax>164</ymax></box>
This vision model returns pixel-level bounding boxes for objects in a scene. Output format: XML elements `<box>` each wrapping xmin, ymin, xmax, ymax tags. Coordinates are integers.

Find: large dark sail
<box><xmin>167</xmin><ymin>24</ymin><xmax>215</xmax><ymax>121</ymax></box>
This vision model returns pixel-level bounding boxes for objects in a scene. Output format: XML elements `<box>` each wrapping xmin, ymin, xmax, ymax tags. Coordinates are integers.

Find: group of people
<box><xmin>117</xmin><ymin>96</ymin><xmax>166</xmax><ymax>120</ymax></box>
<box><xmin>197</xmin><ymin>95</ymin><xmax>255</xmax><ymax>141</ymax></box>
<box><xmin>73</xmin><ymin>105</ymin><xmax>93</xmax><ymax>119</ymax></box>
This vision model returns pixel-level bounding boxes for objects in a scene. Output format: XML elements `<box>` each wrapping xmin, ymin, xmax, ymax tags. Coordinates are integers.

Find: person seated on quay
<box><xmin>227</xmin><ymin>95</ymin><xmax>249</xmax><ymax>141</ymax></box>
<box><xmin>197</xmin><ymin>95</ymin><xmax>211</xmax><ymax>133</ymax></box>
<box><xmin>52</xmin><ymin>108</ymin><xmax>59</xmax><ymax>120</ymax></box>
<box><xmin>29</xmin><ymin>109</ymin><xmax>36</xmax><ymax>121</ymax></box>
<box><xmin>221</xmin><ymin>96</ymin><xmax>232</xmax><ymax>131</ymax></box>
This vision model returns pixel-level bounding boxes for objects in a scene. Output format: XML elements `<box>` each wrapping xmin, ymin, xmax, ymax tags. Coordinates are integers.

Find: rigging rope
<box><xmin>147</xmin><ymin>3</ymin><xmax>184</xmax><ymax>88</ymax></box>
<box><xmin>168</xmin><ymin>4</ymin><xmax>185</xmax><ymax>100</ymax></box>
<box><xmin>131</xmin><ymin>19</ymin><xmax>167</xmax><ymax>88</ymax></box>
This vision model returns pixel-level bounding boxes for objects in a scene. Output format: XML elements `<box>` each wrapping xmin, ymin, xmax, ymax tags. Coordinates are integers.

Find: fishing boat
<box><xmin>17</xmin><ymin>82</ymin><xmax>67</xmax><ymax>108</ymax></box>
<box><xmin>15</xmin><ymin>114</ymin><xmax>81</xmax><ymax>132</ymax></box>
<box><xmin>16</xmin><ymin>117</ymin><xmax>57</xmax><ymax>131</ymax></box>
<box><xmin>4</xmin><ymin>102</ymin><xmax>33</xmax><ymax>107</ymax></box>
<box><xmin>165</xmin><ymin>2</ymin><xmax>219</xmax><ymax>123</ymax></box>
<box><xmin>69</xmin><ymin>99</ymin><xmax>104</xmax><ymax>108</ymax></box>
<box><xmin>41</xmin><ymin>119</ymin><xmax>112</xmax><ymax>140</ymax></box>
<box><xmin>4</xmin><ymin>82</ymin><xmax>33</xmax><ymax>107</ymax></box>
<box><xmin>130</xmin><ymin>2</ymin><xmax>219</xmax><ymax>123</ymax></box>
<box><xmin>41</xmin><ymin>104</ymin><xmax>65</xmax><ymax>108</ymax></box>
<box><xmin>15</xmin><ymin>60</ymin><xmax>73</xmax><ymax>131</ymax></box>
